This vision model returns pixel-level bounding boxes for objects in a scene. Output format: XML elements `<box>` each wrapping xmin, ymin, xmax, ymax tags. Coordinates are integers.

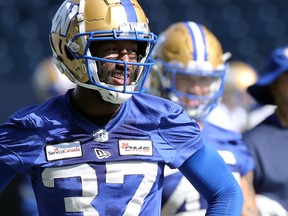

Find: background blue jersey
<box><xmin>0</xmin><ymin>90</ymin><xmax>203</xmax><ymax>216</ymax></box>
<box><xmin>161</xmin><ymin>120</ymin><xmax>254</xmax><ymax>215</ymax></box>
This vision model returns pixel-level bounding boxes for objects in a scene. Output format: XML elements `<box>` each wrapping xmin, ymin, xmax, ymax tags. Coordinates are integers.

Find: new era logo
<box><xmin>94</xmin><ymin>148</ymin><xmax>111</xmax><ymax>159</ymax></box>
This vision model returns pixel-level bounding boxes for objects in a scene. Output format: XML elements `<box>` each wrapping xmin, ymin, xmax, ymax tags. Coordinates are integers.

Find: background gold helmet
<box><xmin>32</xmin><ymin>57</ymin><xmax>75</xmax><ymax>102</ymax></box>
<box><xmin>150</xmin><ymin>21</ymin><xmax>230</xmax><ymax>119</ymax></box>
<box><xmin>206</xmin><ymin>60</ymin><xmax>259</xmax><ymax>132</ymax></box>
<box><xmin>226</xmin><ymin>61</ymin><xmax>257</xmax><ymax>91</ymax></box>
<box><xmin>50</xmin><ymin>0</ymin><xmax>157</xmax><ymax>104</ymax></box>
<box><xmin>222</xmin><ymin>60</ymin><xmax>258</xmax><ymax>110</ymax></box>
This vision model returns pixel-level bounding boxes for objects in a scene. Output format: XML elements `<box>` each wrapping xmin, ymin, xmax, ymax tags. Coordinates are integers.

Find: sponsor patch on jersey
<box><xmin>45</xmin><ymin>141</ymin><xmax>82</xmax><ymax>161</ymax></box>
<box><xmin>118</xmin><ymin>140</ymin><xmax>153</xmax><ymax>156</ymax></box>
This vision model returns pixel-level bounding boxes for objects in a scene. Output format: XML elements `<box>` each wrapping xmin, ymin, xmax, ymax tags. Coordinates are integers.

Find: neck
<box><xmin>197</xmin><ymin>120</ymin><xmax>204</xmax><ymax>131</ymax></box>
<box><xmin>275</xmin><ymin>106</ymin><xmax>288</xmax><ymax>127</ymax></box>
<box><xmin>71</xmin><ymin>86</ymin><xmax>122</xmax><ymax>125</ymax></box>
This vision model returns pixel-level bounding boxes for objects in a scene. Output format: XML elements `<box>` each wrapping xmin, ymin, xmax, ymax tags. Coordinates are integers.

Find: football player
<box><xmin>148</xmin><ymin>21</ymin><xmax>258</xmax><ymax>216</ymax></box>
<box><xmin>0</xmin><ymin>1</ymin><xmax>243</xmax><ymax>215</ymax></box>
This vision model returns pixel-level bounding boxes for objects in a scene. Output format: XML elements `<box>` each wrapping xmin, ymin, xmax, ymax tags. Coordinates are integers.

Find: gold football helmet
<box><xmin>226</xmin><ymin>61</ymin><xmax>258</xmax><ymax>91</ymax></box>
<box><xmin>222</xmin><ymin>60</ymin><xmax>258</xmax><ymax>110</ymax></box>
<box><xmin>150</xmin><ymin>21</ymin><xmax>230</xmax><ymax>119</ymax></box>
<box><xmin>50</xmin><ymin>0</ymin><xmax>157</xmax><ymax>104</ymax></box>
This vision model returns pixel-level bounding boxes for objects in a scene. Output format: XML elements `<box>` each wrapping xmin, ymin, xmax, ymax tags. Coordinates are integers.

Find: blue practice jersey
<box><xmin>161</xmin><ymin>120</ymin><xmax>254</xmax><ymax>215</ymax></box>
<box><xmin>0</xmin><ymin>90</ymin><xmax>203</xmax><ymax>216</ymax></box>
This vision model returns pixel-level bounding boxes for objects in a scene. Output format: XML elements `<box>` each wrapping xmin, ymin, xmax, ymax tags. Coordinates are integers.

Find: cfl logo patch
<box><xmin>93</xmin><ymin>129</ymin><xmax>109</xmax><ymax>142</ymax></box>
<box><xmin>118</xmin><ymin>140</ymin><xmax>153</xmax><ymax>156</ymax></box>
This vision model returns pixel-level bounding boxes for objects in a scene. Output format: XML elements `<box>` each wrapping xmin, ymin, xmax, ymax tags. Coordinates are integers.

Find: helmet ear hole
<box><xmin>64</xmin><ymin>45</ymin><xmax>74</xmax><ymax>61</ymax></box>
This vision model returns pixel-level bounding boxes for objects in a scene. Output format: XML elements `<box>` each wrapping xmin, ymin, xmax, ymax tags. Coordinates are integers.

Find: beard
<box><xmin>97</xmin><ymin>62</ymin><xmax>139</xmax><ymax>85</ymax></box>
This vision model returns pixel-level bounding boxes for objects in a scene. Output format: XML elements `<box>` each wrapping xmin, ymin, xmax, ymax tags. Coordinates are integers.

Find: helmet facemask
<box><xmin>161</xmin><ymin>61</ymin><xmax>227</xmax><ymax>120</ymax></box>
<box><xmin>66</xmin><ymin>28</ymin><xmax>156</xmax><ymax>104</ymax></box>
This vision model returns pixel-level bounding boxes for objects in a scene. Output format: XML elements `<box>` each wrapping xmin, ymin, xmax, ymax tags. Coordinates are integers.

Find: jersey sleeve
<box><xmin>0</xmin><ymin>117</ymin><xmax>45</xmax><ymax>174</ymax></box>
<box><xmin>156</xmin><ymin>103</ymin><xmax>204</xmax><ymax>168</ymax></box>
<box><xmin>179</xmin><ymin>144</ymin><xmax>244</xmax><ymax>215</ymax></box>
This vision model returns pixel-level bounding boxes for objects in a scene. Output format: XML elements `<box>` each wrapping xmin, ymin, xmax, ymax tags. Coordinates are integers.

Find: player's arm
<box><xmin>0</xmin><ymin>161</ymin><xmax>17</xmax><ymax>193</ymax></box>
<box><xmin>240</xmin><ymin>171</ymin><xmax>260</xmax><ymax>216</ymax></box>
<box><xmin>179</xmin><ymin>144</ymin><xmax>244</xmax><ymax>215</ymax></box>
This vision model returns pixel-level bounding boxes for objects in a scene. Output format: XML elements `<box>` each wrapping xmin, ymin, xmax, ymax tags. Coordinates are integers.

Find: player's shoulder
<box><xmin>202</xmin><ymin>120</ymin><xmax>242</xmax><ymax>144</ymax></box>
<box><xmin>131</xmin><ymin>93</ymin><xmax>183</xmax><ymax>112</ymax></box>
<box><xmin>9</xmin><ymin>95</ymin><xmax>65</xmax><ymax>128</ymax></box>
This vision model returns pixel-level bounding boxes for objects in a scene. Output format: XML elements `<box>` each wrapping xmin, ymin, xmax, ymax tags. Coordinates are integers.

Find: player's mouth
<box><xmin>111</xmin><ymin>71</ymin><xmax>131</xmax><ymax>85</ymax></box>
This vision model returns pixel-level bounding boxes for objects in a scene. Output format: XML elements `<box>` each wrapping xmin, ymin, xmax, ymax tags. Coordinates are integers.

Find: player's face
<box><xmin>175</xmin><ymin>74</ymin><xmax>214</xmax><ymax>106</ymax></box>
<box><xmin>271</xmin><ymin>72</ymin><xmax>288</xmax><ymax>105</ymax></box>
<box><xmin>90</xmin><ymin>40</ymin><xmax>139</xmax><ymax>85</ymax></box>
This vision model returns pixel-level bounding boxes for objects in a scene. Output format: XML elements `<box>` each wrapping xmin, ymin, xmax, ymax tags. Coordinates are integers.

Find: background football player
<box><xmin>148</xmin><ymin>21</ymin><xmax>259</xmax><ymax>216</ymax></box>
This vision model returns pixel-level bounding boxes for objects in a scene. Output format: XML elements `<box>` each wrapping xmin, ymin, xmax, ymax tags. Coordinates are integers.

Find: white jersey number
<box><xmin>42</xmin><ymin>161</ymin><xmax>158</xmax><ymax>216</ymax></box>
